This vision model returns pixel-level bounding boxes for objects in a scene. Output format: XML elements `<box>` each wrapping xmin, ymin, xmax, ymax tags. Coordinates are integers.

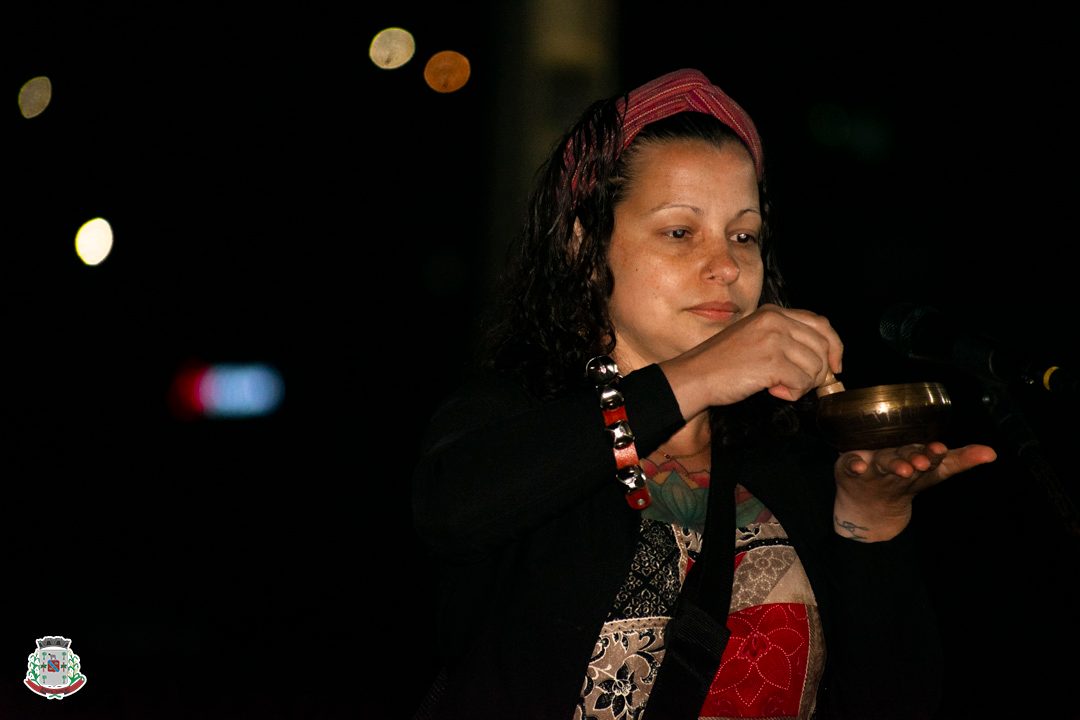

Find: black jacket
<box><xmin>412</xmin><ymin>364</ymin><xmax>942</xmax><ymax>719</ymax></box>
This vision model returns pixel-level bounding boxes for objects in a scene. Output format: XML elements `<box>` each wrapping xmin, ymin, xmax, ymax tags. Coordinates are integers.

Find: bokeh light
<box><xmin>75</xmin><ymin>217</ymin><xmax>114</xmax><ymax>266</ymax></box>
<box><xmin>18</xmin><ymin>76</ymin><xmax>53</xmax><ymax>119</ymax></box>
<box><xmin>423</xmin><ymin>50</ymin><xmax>470</xmax><ymax>93</ymax></box>
<box><xmin>170</xmin><ymin>362</ymin><xmax>284</xmax><ymax>419</ymax></box>
<box><xmin>369</xmin><ymin>27</ymin><xmax>416</xmax><ymax>69</ymax></box>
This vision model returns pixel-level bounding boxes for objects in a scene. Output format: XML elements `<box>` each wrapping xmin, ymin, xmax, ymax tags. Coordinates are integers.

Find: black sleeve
<box><xmin>411</xmin><ymin>364</ymin><xmax>685</xmax><ymax>558</ymax></box>
<box><xmin>814</xmin><ymin>525</ymin><xmax>944</xmax><ymax>720</ymax></box>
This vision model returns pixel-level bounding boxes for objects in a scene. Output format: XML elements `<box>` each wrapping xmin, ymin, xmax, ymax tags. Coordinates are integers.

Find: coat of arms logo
<box><xmin>25</xmin><ymin>636</ymin><xmax>87</xmax><ymax>699</ymax></box>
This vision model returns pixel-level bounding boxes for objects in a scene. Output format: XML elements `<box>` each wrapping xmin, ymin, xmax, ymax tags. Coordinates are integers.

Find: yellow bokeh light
<box><xmin>19</xmin><ymin>76</ymin><xmax>53</xmax><ymax>119</ymax></box>
<box><xmin>369</xmin><ymin>27</ymin><xmax>416</xmax><ymax>70</ymax></box>
<box><xmin>424</xmin><ymin>50</ymin><xmax>470</xmax><ymax>93</ymax></box>
<box><xmin>75</xmin><ymin>217</ymin><xmax>114</xmax><ymax>266</ymax></box>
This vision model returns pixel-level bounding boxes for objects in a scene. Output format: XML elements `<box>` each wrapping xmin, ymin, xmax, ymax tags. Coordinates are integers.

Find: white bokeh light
<box><xmin>369</xmin><ymin>27</ymin><xmax>416</xmax><ymax>70</ymax></box>
<box><xmin>75</xmin><ymin>217</ymin><xmax>114</xmax><ymax>266</ymax></box>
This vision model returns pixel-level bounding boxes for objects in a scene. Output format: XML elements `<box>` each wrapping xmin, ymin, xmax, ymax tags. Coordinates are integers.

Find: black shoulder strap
<box><xmin>644</xmin><ymin>466</ymin><xmax>737</xmax><ymax>718</ymax></box>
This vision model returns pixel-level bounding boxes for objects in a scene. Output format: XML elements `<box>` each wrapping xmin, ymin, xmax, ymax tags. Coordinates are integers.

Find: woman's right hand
<box><xmin>659</xmin><ymin>303</ymin><xmax>844</xmax><ymax>420</ymax></box>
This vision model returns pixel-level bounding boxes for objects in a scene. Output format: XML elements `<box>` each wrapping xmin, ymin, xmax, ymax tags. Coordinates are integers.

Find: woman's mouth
<box><xmin>688</xmin><ymin>301</ymin><xmax>740</xmax><ymax>322</ymax></box>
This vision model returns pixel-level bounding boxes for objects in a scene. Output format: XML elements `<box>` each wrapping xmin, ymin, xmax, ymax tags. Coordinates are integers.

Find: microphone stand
<box><xmin>978</xmin><ymin>380</ymin><xmax>1080</xmax><ymax>540</ymax></box>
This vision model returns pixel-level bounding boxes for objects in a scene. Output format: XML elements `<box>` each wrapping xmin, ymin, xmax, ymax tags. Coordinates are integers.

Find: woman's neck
<box><xmin>661</xmin><ymin>414</ymin><xmax>711</xmax><ymax>457</ymax></box>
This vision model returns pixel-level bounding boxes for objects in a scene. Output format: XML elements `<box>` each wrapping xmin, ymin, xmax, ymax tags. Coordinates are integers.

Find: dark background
<box><xmin>3</xmin><ymin>3</ymin><xmax>1078</xmax><ymax>717</ymax></box>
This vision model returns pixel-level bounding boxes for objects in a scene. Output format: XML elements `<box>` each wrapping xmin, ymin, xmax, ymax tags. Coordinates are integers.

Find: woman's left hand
<box><xmin>831</xmin><ymin>441</ymin><xmax>997</xmax><ymax>541</ymax></box>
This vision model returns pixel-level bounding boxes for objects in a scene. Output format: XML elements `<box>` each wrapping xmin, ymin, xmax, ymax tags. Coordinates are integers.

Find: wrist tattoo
<box><xmin>834</xmin><ymin>515</ymin><xmax>870</xmax><ymax>541</ymax></box>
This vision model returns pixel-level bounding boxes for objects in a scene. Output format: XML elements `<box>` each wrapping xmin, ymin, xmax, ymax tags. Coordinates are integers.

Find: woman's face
<box><xmin>606</xmin><ymin>138</ymin><xmax>763</xmax><ymax>370</ymax></box>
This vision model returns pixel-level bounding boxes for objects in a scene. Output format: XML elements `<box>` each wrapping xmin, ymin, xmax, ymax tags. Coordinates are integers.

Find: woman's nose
<box><xmin>702</xmin><ymin>245</ymin><xmax>740</xmax><ymax>284</ymax></box>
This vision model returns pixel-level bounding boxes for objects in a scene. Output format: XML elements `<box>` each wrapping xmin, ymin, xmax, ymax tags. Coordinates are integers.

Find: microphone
<box><xmin>879</xmin><ymin>302</ymin><xmax>1078</xmax><ymax>395</ymax></box>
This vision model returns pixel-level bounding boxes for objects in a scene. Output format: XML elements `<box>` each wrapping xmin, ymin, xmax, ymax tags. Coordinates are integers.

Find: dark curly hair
<box><xmin>478</xmin><ymin>96</ymin><xmax>789</xmax><ymax>401</ymax></box>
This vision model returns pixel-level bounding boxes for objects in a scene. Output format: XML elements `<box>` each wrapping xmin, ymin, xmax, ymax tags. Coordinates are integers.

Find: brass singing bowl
<box><xmin>816</xmin><ymin>381</ymin><xmax>952</xmax><ymax>451</ymax></box>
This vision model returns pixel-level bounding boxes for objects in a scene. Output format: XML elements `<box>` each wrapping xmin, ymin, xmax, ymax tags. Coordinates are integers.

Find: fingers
<box><xmin>751</xmin><ymin>305</ymin><xmax>844</xmax><ymax>390</ymax></box>
<box><xmin>840</xmin><ymin>443</ymin><xmax>936</xmax><ymax>478</ymax></box>
<box><xmin>892</xmin><ymin>443</ymin><xmax>944</xmax><ymax>473</ymax></box>
<box><xmin>841</xmin><ymin>442</ymin><xmax>994</xmax><ymax>483</ymax></box>
<box><xmin>840</xmin><ymin>453</ymin><xmax>868</xmax><ymax>477</ymax></box>
<box><xmin>935</xmin><ymin>443</ymin><xmax>998</xmax><ymax>478</ymax></box>
<box><xmin>761</xmin><ymin>304</ymin><xmax>844</xmax><ymax>376</ymax></box>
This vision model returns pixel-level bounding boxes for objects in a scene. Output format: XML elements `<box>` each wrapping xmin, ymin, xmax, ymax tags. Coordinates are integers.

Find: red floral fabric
<box><xmin>701</xmin><ymin>602</ymin><xmax>812</xmax><ymax>717</ymax></box>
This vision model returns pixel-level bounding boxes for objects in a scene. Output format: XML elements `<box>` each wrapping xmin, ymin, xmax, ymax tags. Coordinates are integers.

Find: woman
<box><xmin>411</xmin><ymin>68</ymin><xmax>996</xmax><ymax>719</ymax></box>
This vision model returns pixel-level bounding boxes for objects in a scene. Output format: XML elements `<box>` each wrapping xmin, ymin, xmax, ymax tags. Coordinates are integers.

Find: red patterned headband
<box><xmin>619</xmin><ymin>68</ymin><xmax>764</xmax><ymax>179</ymax></box>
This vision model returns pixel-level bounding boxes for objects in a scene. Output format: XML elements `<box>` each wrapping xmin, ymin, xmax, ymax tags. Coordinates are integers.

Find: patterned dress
<box><xmin>575</xmin><ymin>459</ymin><xmax>825</xmax><ymax>720</ymax></box>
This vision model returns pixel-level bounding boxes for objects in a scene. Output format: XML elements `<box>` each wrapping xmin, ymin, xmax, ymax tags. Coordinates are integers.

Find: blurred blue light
<box><xmin>199</xmin><ymin>363</ymin><xmax>284</xmax><ymax>418</ymax></box>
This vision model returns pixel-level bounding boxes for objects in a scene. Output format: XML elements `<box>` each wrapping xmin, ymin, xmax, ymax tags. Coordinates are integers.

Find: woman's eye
<box><xmin>732</xmin><ymin>231</ymin><xmax>758</xmax><ymax>245</ymax></box>
<box><xmin>667</xmin><ymin>228</ymin><xmax>689</xmax><ymax>239</ymax></box>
